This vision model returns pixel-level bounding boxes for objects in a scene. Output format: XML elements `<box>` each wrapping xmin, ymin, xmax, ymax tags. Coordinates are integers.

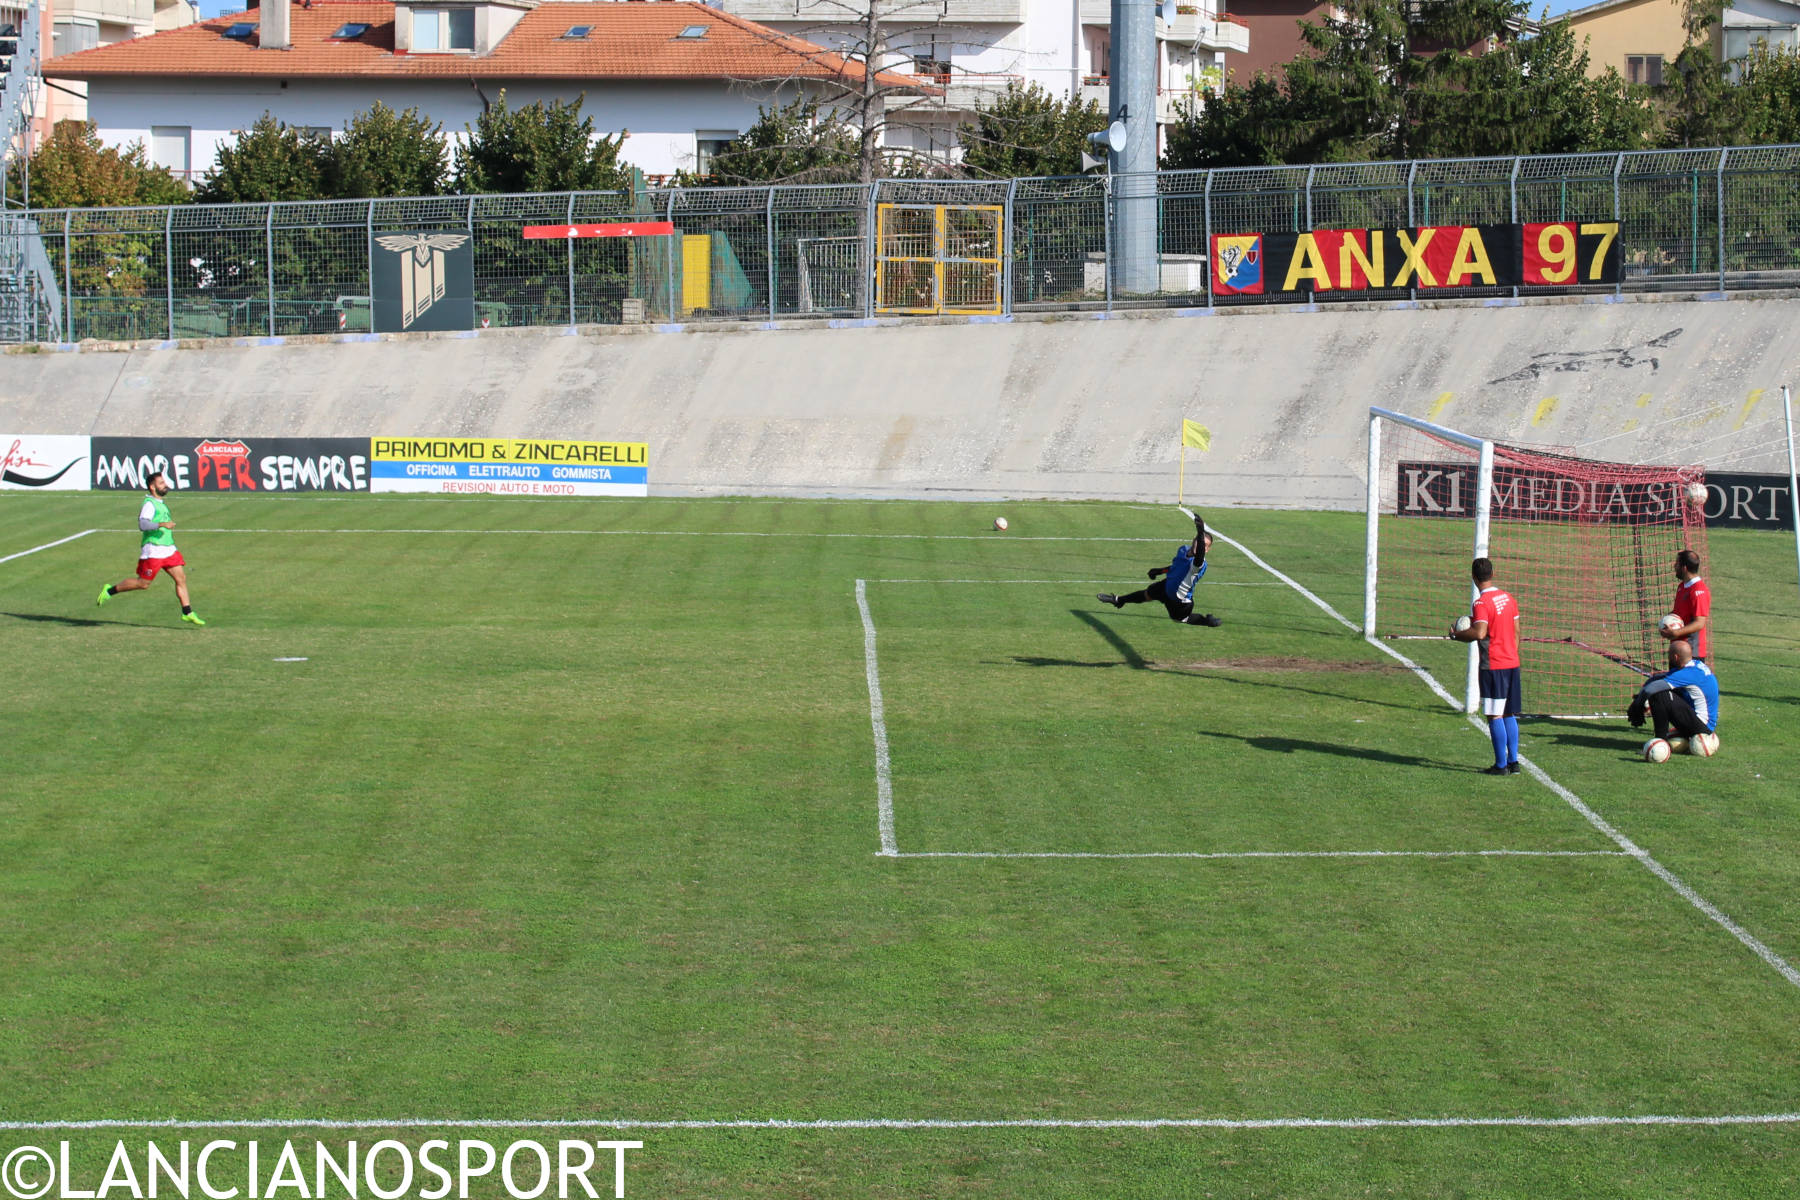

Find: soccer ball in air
<box><xmin>1449</xmin><ymin>614</ymin><xmax>1472</xmax><ymax>638</ymax></box>
<box><xmin>1686</xmin><ymin>481</ymin><xmax>1709</xmax><ymax>507</ymax></box>
<box><xmin>1689</xmin><ymin>732</ymin><xmax>1719</xmax><ymax>757</ymax></box>
<box><xmin>993</xmin><ymin>516</ymin><xmax>1009</xmax><ymax>531</ymax></box>
<box><xmin>1642</xmin><ymin>738</ymin><xmax>1673</xmax><ymax>763</ymax></box>
<box><xmin>1660</xmin><ymin>613</ymin><xmax>1684</xmax><ymax>633</ymax></box>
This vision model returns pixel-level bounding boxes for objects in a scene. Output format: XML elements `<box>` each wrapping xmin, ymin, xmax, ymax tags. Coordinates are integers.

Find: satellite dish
<box><xmin>1158</xmin><ymin>0</ymin><xmax>1176</xmax><ymax>21</ymax></box>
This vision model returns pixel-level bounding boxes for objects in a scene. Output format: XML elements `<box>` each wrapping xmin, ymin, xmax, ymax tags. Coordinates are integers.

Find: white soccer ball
<box><xmin>1686</xmin><ymin>481</ymin><xmax>1709</xmax><ymax>507</ymax></box>
<box><xmin>1660</xmin><ymin>613</ymin><xmax>1684</xmax><ymax>633</ymax></box>
<box><xmin>993</xmin><ymin>516</ymin><xmax>1008</xmax><ymax>531</ymax></box>
<box><xmin>1666</xmin><ymin>737</ymin><xmax>1690</xmax><ymax>756</ymax></box>
<box><xmin>1449</xmin><ymin>614</ymin><xmax>1472</xmax><ymax>638</ymax></box>
<box><xmin>1642</xmin><ymin>738</ymin><xmax>1672</xmax><ymax>763</ymax></box>
<box><xmin>1689</xmin><ymin>731</ymin><xmax>1719</xmax><ymax>757</ymax></box>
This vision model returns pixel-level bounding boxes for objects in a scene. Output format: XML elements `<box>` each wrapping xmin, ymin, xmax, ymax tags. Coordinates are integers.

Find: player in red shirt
<box><xmin>1450</xmin><ymin>557</ymin><xmax>1523</xmax><ymax>775</ymax></box>
<box><xmin>1662</xmin><ymin>549</ymin><xmax>1710</xmax><ymax>660</ymax></box>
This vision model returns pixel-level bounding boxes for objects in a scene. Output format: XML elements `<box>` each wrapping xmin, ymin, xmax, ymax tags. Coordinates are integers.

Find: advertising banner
<box><xmin>1212</xmin><ymin>221</ymin><xmax>1621</xmax><ymax>297</ymax></box>
<box><xmin>1</xmin><ymin>435</ymin><xmax>90</xmax><ymax>490</ymax></box>
<box><xmin>369</xmin><ymin>437</ymin><xmax>649</xmax><ymax>496</ymax></box>
<box><xmin>1394</xmin><ymin>463</ymin><xmax>1795</xmax><ymax>531</ymax></box>
<box><xmin>370</xmin><ymin>230</ymin><xmax>475</xmax><ymax>333</ymax></box>
<box><xmin>89</xmin><ymin>437</ymin><xmax>371</xmax><ymax>491</ymax></box>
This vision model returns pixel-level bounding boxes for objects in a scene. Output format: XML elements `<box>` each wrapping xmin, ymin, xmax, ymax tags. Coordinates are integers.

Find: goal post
<box><xmin>1365</xmin><ymin>406</ymin><xmax>1708</xmax><ymax>718</ymax></box>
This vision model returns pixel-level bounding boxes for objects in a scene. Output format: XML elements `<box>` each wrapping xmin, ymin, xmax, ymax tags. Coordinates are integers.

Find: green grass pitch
<box><xmin>3</xmin><ymin>493</ymin><xmax>1799</xmax><ymax>1198</ymax></box>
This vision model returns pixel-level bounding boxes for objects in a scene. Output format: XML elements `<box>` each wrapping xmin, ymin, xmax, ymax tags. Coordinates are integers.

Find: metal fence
<box><xmin>7</xmin><ymin>143</ymin><xmax>1800</xmax><ymax>344</ymax></box>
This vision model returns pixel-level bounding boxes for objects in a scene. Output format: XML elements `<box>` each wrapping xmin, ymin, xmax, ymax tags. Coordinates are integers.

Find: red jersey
<box><xmin>1672</xmin><ymin>577</ymin><xmax>1710</xmax><ymax>658</ymax></box>
<box><xmin>1472</xmin><ymin>586</ymin><xmax>1521</xmax><ymax>670</ymax></box>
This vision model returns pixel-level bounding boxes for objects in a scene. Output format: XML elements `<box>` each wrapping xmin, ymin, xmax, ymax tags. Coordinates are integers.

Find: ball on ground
<box><xmin>1686</xmin><ymin>481</ymin><xmax>1709</xmax><ymax>507</ymax></box>
<box><xmin>1642</xmin><ymin>738</ymin><xmax>1672</xmax><ymax>763</ymax></box>
<box><xmin>1660</xmin><ymin>613</ymin><xmax>1684</xmax><ymax>632</ymax></box>
<box><xmin>1666</xmin><ymin>737</ymin><xmax>1689</xmax><ymax>756</ymax></box>
<box><xmin>993</xmin><ymin>516</ymin><xmax>1008</xmax><ymax>531</ymax></box>
<box><xmin>1689</xmin><ymin>731</ymin><xmax>1719</xmax><ymax>757</ymax></box>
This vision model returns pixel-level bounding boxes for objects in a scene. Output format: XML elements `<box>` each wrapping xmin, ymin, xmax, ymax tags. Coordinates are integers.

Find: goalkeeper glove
<box><xmin>1627</xmin><ymin>696</ymin><xmax>1647</xmax><ymax>727</ymax></box>
<box><xmin>1148</xmin><ymin>567</ymin><xmax>1166</xmax><ymax>578</ymax></box>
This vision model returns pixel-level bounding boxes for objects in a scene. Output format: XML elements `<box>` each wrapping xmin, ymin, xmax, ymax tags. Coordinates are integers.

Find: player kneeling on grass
<box><xmin>1629</xmin><ymin>639</ymin><xmax>1719</xmax><ymax>755</ymax></box>
<box><xmin>1098</xmin><ymin>511</ymin><xmax>1221</xmax><ymax>627</ymax></box>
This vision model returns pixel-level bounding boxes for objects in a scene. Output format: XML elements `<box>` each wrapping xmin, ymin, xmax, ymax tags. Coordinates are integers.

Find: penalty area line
<box><xmin>0</xmin><ymin>529</ymin><xmax>96</xmax><ymax>565</ymax></box>
<box><xmin>6</xmin><ymin>1113</ymin><xmax>1800</xmax><ymax>1131</ymax></box>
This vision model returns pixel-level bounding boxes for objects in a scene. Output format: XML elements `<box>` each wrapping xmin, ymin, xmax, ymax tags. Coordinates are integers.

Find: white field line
<box><xmin>5</xmin><ymin>1113</ymin><xmax>1800</xmax><ymax>1131</ymax></box>
<box><xmin>181</xmin><ymin>529</ymin><xmax>1178</xmax><ymax>543</ymax></box>
<box><xmin>1209</xmin><ymin>527</ymin><xmax>1800</xmax><ymax>992</ymax></box>
<box><xmin>854</xmin><ymin>580</ymin><xmax>897</xmax><ymax>857</ymax></box>
<box><xmin>893</xmin><ymin>850</ymin><xmax>1629</xmax><ymax>860</ymax></box>
<box><xmin>0</xmin><ymin>529</ymin><xmax>95</xmax><ymax>565</ymax></box>
<box><xmin>867</xmin><ymin>578</ymin><xmax>1284</xmax><ymax>586</ymax></box>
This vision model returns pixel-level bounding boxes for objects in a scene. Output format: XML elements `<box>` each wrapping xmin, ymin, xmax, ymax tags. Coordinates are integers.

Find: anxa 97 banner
<box><xmin>1212</xmin><ymin>222</ymin><xmax>1621</xmax><ymax>296</ymax></box>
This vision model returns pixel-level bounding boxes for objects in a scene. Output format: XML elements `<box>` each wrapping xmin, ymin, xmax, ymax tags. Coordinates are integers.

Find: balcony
<box><xmin>726</xmin><ymin>0</ymin><xmax>1024</xmax><ymax>23</ymax></box>
<box><xmin>1078</xmin><ymin>3</ymin><xmax>1252</xmax><ymax>53</ymax></box>
<box><xmin>907</xmin><ymin>70</ymin><xmax>1024</xmax><ymax>110</ymax></box>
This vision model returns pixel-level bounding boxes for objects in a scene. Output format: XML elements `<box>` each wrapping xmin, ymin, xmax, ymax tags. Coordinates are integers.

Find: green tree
<box><xmin>958</xmin><ymin>82</ymin><xmax>1107</xmax><ymax>179</ymax></box>
<box><xmin>453</xmin><ymin>92</ymin><xmax>629</xmax><ymax>194</ymax></box>
<box><xmin>325</xmin><ymin>102</ymin><xmax>450</xmax><ymax>199</ymax></box>
<box><xmin>686</xmin><ymin>97</ymin><xmax>860</xmax><ymax>185</ymax></box>
<box><xmin>1736</xmin><ymin>46</ymin><xmax>1800</xmax><ymax>144</ymax></box>
<box><xmin>8</xmin><ymin>120</ymin><xmax>189</xmax><ymax>208</ymax></box>
<box><xmin>1658</xmin><ymin>0</ymin><xmax>1742</xmax><ymax>146</ymax></box>
<box><xmin>1162</xmin><ymin>0</ymin><xmax>1655</xmax><ymax>169</ymax></box>
<box><xmin>194</xmin><ymin>113</ymin><xmax>328</xmax><ymax>203</ymax></box>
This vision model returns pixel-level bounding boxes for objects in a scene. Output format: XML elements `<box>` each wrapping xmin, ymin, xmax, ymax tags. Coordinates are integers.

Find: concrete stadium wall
<box><xmin>3</xmin><ymin>292</ymin><xmax>1797</xmax><ymax>510</ymax></box>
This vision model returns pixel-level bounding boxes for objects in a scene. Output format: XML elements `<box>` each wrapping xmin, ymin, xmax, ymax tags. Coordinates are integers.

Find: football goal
<box><xmin>1364</xmin><ymin>406</ymin><xmax>1708</xmax><ymax>717</ymax></box>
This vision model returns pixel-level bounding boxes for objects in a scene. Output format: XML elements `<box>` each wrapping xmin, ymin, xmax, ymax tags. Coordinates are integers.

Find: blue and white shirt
<box><xmin>1168</xmin><ymin>544</ymin><xmax>1209</xmax><ymax>604</ymax></box>
<box><xmin>1645</xmin><ymin>660</ymin><xmax>1720</xmax><ymax>732</ymax></box>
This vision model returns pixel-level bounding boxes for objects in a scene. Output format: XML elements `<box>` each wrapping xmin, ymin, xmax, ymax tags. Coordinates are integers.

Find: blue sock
<box><xmin>1489</xmin><ymin>719</ymin><xmax>1508</xmax><ymax>769</ymax></box>
<box><xmin>1505</xmin><ymin>717</ymin><xmax>1520</xmax><ymax>764</ymax></box>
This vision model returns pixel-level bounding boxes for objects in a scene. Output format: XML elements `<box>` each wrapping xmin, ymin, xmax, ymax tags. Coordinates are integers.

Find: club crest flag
<box><xmin>1211</xmin><ymin>234</ymin><xmax>1263</xmax><ymax>295</ymax></box>
<box><xmin>1182</xmin><ymin>420</ymin><xmax>1212</xmax><ymax>451</ymax></box>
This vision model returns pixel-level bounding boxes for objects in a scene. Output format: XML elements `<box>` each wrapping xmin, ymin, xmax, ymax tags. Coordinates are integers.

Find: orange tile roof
<box><xmin>46</xmin><ymin>0</ymin><xmax>925</xmax><ymax>90</ymax></box>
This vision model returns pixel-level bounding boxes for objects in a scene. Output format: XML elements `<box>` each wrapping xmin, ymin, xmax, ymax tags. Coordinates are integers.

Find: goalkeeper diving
<box><xmin>1097</xmin><ymin>507</ymin><xmax>1222</xmax><ymax>627</ymax></box>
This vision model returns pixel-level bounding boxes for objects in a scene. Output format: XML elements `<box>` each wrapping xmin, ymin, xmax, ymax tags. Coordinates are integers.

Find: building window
<box><xmin>150</xmin><ymin>126</ymin><xmax>190</xmax><ymax>181</ymax></box>
<box><xmin>412</xmin><ymin>8</ymin><xmax>473</xmax><ymax>52</ymax></box>
<box><xmin>332</xmin><ymin>22</ymin><xmax>370</xmax><ymax>39</ymax></box>
<box><xmin>52</xmin><ymin>19</ymin><xmax>99</xmax><ymax>55</ymax></box>
<box><xmin>1626</xmin><ymin>54</ymin><xmax>1663</xmax><ymax>86</ymax></box>
<box><xmin>695</xmin><ymin>131</ymin><xmax>736</xmax><ymax>175</ymax></box>
<box><xmin>913</xmin><ymin>42</ymin><xmax>950</xmax><ymax>82</ymax></box>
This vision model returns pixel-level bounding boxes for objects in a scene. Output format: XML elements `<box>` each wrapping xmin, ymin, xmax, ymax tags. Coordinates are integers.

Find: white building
<box><xmin>43</xmin><ymin>0</ymin><xmax>929</xmax><ymax>182</ymax></box>
<box><xmin>717</xmin><ymin>0</ymin><xmax>1250</xmax><ymax>159</ymax></box>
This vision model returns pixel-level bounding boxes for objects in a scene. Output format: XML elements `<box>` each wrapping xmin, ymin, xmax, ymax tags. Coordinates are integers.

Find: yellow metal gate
<box><xmin>875</xmin><ymin>204</ymin><xmax>1004</xmax><ymax>315</ymax></box>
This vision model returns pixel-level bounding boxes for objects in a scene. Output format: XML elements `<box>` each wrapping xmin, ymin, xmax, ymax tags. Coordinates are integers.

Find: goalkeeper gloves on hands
<box><xmin>1628</xmin><ymin>697</ymin><xmax>1647</xmax><ymax>728</ymax></box>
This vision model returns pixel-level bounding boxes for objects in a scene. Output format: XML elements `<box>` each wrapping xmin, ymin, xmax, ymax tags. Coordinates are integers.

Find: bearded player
<box><xmin>96</xmin><ymin>470</ymin><xmax>205</xmax><ymax>626</ymax></box>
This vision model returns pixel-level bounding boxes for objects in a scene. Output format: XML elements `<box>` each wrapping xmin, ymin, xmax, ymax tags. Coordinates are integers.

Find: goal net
<box><xmin>1365</xmin><ymin>407</ymin><xmax>1708</xmax><ymax>717</ymax></box>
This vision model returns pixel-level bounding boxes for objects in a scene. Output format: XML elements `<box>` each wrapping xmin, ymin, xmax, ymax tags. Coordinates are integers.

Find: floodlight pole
<box><xmin>1108</xmin><ymin>0</ymin><xmax>1158</xmax><ymax>295</ymax></box>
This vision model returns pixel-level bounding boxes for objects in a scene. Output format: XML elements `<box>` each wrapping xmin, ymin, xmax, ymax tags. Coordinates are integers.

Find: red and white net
<box><xmin>1372</xmin><ymin>420</ymin><xmax>1708</xmax><ymax>716</ymax></box>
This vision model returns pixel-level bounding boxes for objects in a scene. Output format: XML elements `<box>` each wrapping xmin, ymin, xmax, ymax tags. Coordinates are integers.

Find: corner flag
<box><xmin>1178</xmin><ymin>419</ymin><xmax>1212</xmax><ymax>504</ymax></box>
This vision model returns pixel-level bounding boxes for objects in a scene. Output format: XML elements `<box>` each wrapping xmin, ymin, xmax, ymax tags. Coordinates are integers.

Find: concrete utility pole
<box><xmin>1109</xmin><ymin>0</ymin><xmax>1158</xmax><ymax>295</ymax></box>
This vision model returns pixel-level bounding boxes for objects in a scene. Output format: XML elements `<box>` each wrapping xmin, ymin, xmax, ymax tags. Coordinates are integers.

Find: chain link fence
<box><xmin>8</xmin><ymin>144</ymin><xmax>1800</xmax><ymax>344</ymax></box>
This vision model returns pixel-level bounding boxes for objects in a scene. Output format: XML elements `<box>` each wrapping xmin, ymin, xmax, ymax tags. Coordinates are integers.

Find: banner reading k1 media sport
<box><xmin>371</xmin><ymin>437</ymin><xmax>649</xmax><ymax>496</ymax></box>
<box><xmin>1212</xmin><ymin>221</ymin><xmax>1621</xmax><ymax>296</ymax></box>
<box><xmin>89</xmin><ymin>437</ymin><xmax>371</xmax><ymax>491</ymax></box>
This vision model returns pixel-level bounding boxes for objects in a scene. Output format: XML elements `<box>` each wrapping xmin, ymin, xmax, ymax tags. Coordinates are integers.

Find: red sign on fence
<box><xmin>521</xmin><ymin>222</ymin><xmax>677</xmax><ymax>240</ymax></box>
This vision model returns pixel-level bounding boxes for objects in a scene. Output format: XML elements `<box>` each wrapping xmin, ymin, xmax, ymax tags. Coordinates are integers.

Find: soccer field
<box><xmin>3</xmin><ymin>494</ymin><xmax>1798</xmax><ymax>1198</ymax></box>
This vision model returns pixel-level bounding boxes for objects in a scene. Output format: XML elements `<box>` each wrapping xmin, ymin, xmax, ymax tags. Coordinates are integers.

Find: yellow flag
<box><xmin>1181</xmin><ymin>419</ymin><xmax>1212</xmax><ymax>451</ymax></box>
